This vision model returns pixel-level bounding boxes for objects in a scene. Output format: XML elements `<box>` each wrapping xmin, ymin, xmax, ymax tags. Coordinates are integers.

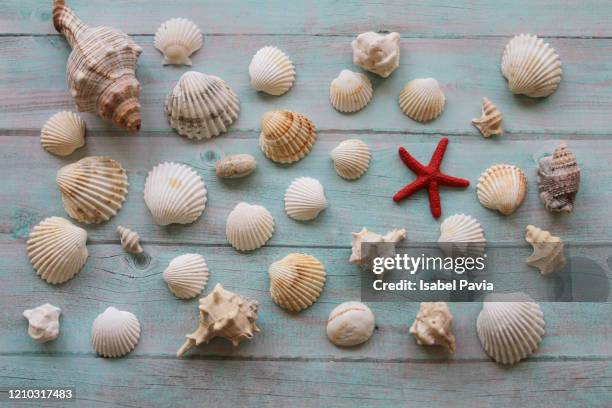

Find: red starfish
<box><xmin>393</xmin><ymin>137</ymin><xmax>470</xmax><ymax>218</ymax></box>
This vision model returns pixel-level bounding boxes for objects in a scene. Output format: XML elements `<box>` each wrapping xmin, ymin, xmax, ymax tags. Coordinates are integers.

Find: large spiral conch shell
<box><xmin>351</xmin><ymin>32</ymin><xmax>400</xmax><ymax>78</ymax></box>
<box><xmin>116</xmin><ymin>226</ymin><xmax>143</xmax><ymax>254</ymax></box>
<box><xmin>163</xmin><ymin>253</ymin><xmax>209</xmax><ymax>299</ymax></box>
<box><xmin>525</xmin><ymin>225</ymin><xmax>566</xmax><ymax>275</ymax></box>
<box><xmin>226</xmin><ymin>202</ymin><xmax>275</xmax><ymax>251</ymax></box>
<box><xmin>52</xmin><ymin>0</ymin><xmax>143</xmax><ymax>132</ymax></box>
<box><xmin>330</xmin><ymin>139</ymin><xmax>371</xmax><ymax>180</ymax></box>
<box><xmin>284</xmin><ymin>177</ymin><xmax>328</xmax><ymax>221</ymax></box>
<box><xmin>248</xmin><ymin>46</ymin><xmax>296</xmax><ymax>96</ymax></box>
<box><xmin>40</xmin><ymin>111</ymin><xmax>85</xmax><ymax>156</ymax></box>
<box><xmin>259</xmin><ymin>110</ymin><xmax>317</xmax><ymax>164</ymax></box>
<box><xmin>398</xmin><ymin>78</ymin><xmax>445</xmax><ymax>122</ymax></box>
<box><xmin>56</xmin><ymin>156</ymin><xmax>128</xmax><ymax>224</ymax></box>
<box><xmin>471</xmin><ymin>97</ymin><xmax>502</xmax><ymax>137</ymax></box>
<box><xmin>409</xmin><ymin>302</ymin><xmax>456</xmax><ymax>353</ymax></box>
<box><xmin>154</xmin><ymin>18</ymin><xmax>202</xmax><ymax>66</ymax></box>
<box><xmin>476</xmin><ymin>164</ymin><xmax>527</xmax><ymax>215</ymax></box>
<box><xmin>268</xmin><ymin>253</ymin><xmax>326</xmax><ymax>312</ymax></box>
<box><xmin>538</xmin><ymin>142</ymin><xmax>580</xmax><ymax>213</ymax></box>
<box><xmin>329</xmin><ymin>70</ymin><xmax>373</xmax><ymax>113</ymax></box>
<box><xmin>91</xmin><ymin>307</ymin><xmax>141</xmax><ymax>358</ymax></box>
<box><xmin>438</xmin><ymin>214</ymin><xmax>486</xmax><ymax>257</ymax></box>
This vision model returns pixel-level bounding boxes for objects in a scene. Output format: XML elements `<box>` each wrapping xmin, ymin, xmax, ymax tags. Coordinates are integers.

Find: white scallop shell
<box><xmin>284</xmin><ymin>177</ymin><xmax>327</xmax><ymax>221</ymax></box>
<box><xmin>27</xmin><ymin>217</ymin><xmax>88</xmax><ymax>284</ymax></box>
<box><xmin>143</xmin><ymin>162</ymin><xmax>207</xmax><ymax>226</ymax></box>
<box><xmin>91</xmin><ymin>307</ymin><xmax>141</xmax><ymax>358</ymax></box>
<box><xmin>269</xmin><ymin>253</ymin><xmax>326</xmax><ymax>312</ymax></box>
<box><xmin>330</xmin><ymin>139</ymin><xmax>371</xmax><ymax>180</ymax></box>
<box><xmin>326</xmin><ymin>301</ymin><xmax>375</xmax><ymax>347</ymax></box>
<box><xmin>40</xmin><ymin>111</ymin><xmax>85</xmax><ymax>156</ymax></box>
<box><xmin>259</xmin><ymin>110</ymin><xmax>316</xmax><ymax>164</ymax></box>
<box><xmin>398</xmin><ymin>78</ymin><xmax>445</xmax><ymax>122</ymax></box>
<box><xmin>154</xmin><ymin>18</ymin><xmax>202</xmax><ymax>66</ymax></box>
<box><xmin>226</xmin><ymin>202</ymin><xmax>275</xmax><ymax>251</ymax></box>
<box><xmin>56</xmin><ymin>156</ymin><xmax>128</xmax><ymax>224</ymax></box>
<box><xmin>329</xmin><ymin>70</ymin><xmax>373</xmax><ymax>113</ymax></box>
<box><xmin>116</xmin><ymin>226</ymin><xmax>143</xmax><ymax>254</ymax></box>
<box><xmin>248</xmin><ymin>46</ymin><xmax>295</xmax><ymax>96</ymax></box>
<box><xmin>477</xmin><ymin>292</ymin><xmax>545</xmax><ymax>365</ymax></box>
<box><xmin>438</xmin><ymin>214</ymin><xmax>486</xmax><ymax>257</ymax></box>
<box><xmin>165</xmin><ymin>71</ymin><xmax>240</xmax><ymax>139</ymax></box>
<box><xmin>501</xmin><ymin>33</ymin><xmax>562</xmax><ymax>98</ymax></box>
<box><xmin>163</xmin><ymin>253</ymin><xmax>210</xmax><ymax>299</ymax></box>
<box><xmin>476</xmin><ymin>164</ymin><xmax>528</xmax><ymax>215</ymax></box>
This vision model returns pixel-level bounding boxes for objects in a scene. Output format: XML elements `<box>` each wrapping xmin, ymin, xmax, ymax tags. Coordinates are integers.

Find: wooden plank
<box><xmin>2</xmin><ymin>36</ymin><xmax>612</xmax><ymax>134</ymax></box>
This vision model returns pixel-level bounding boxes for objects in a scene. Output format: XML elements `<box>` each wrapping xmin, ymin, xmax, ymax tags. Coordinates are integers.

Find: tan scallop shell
<box><xmin>438</xmin><ymin>214</ymin><xmax>486</xmax><ymax>257</ymax></box>
<box><xmin>154</xmin><ymin>18</ymin><xmax>202</xmax><ymax>66</ymax></box>
<box><xmin>525</xmin><ymin>225</ymin><xmax>566</xmax><ymax>275</ymax></box>
<box><xmin>329</xmin><ymin>70</ymin><xmax>373</xmax><ymax>113</ymax></box>
<box><xmin>476</xmin><ymin>164</ymin><xmax>527</xmax><ymax>215</ymax></box>
<box><xmin>398</xmin><ymin>78</ymin><xmax>445</xmax><ymax>122</ymax></box>
<box><xmin>56</xmin><ymin>156</ymin><xmax>128</xmax><ymax>224</ymax></box>
<box><xmin>91</xmin><ymin>307</ymin><xmax>141</xmax><ymax>358</ymax></box>
<box><xmin>284</xmin><ymin>177</ymin><xmax>328</xmax><ymax>221</ymax></box>
<box><xmin>269</xmin><ymin>253</ymin><xmax>326</xmax><ymax>312</ymax></box>
<box><xmin>538</xmin><ymin>142</ymin><xmax>580</xmax><ymax>213</ymax></box>
<box><xmin>226</xmin><ymin>202</ymin><xmax>275</xmax><ymax>251</ymax></box>
<box><xmin>409</xmin><ymin>302</ymin><xmax>456</xmax><ymax>353</ymax></box>
<box><xmin>163</xmin><ymin>253</ymin><xmax>209</xmax><ymax>299</ymax></box>
<box><xmin>215</xmin><ymin>154</ymin><xmax>257</xmax><ymax>179</ymax></box>
<box><xmin>259</xmin><ymin>110</ymin><xmax>316</xmax><ymax>164</ymax></box>
<box><xmin>471</xmin><ymin>97</ymin><xmax>503</xmax><ymax>137</ymax></box>
<box><xmin>116</xmin><ymin>226</ymin><xmax>143</xmax><ymax>254</ymax></box>
<box><xmin>248</xmin><ymin>46</ymin><xmax>296</xmax><ymax>96</ymax></box>
<box><xmin>40</xmin><ymin>111</ymin><xmax>86</xmax><ymax>156</ymax></box>
<box><xmin>330</xmin><ymin>139</ymin><xmax>371</xmax><ymax>180</ymax></box>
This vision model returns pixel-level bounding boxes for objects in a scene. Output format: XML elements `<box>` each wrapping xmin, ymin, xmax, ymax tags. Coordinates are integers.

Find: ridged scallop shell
<box><xmin>226</xmin><ymin>202</ymin><xmax>275</xmax><ymax>251</ymax></box>
<box><xmin>259</xmin><ymin>110</ymin><xmax>316</xmax><ymax>164</ymax></box>
<box><xmin>165</xmin><ymin>71</ymin><xmax>240</xmax><ymax>139</ymax></box>
<box><xmin>538</xmin><ymin>142</ymin><xmax>580</xmax><ymax>213</ymax></box>
<box><xmin>476</xmin><ymin>164</ymin><xmax>528</xmax><ymax>215</ymax></box>
<box><xmin>477</xmin><ymin>292</ymin><xmax>545</xmax><ymax>365</ymax></box>
<box><xmin>330</xmin><ymin>139</ymin><xmax>371</xmax><ymax>180</ymax></box>
<box><xmin>525</xmin><ymin>225</ymin><xmax>566</xmax><ymax>275</ymax></box>
<box><xmin>163</xmin><ymin>254</ymin><xmax>209</xmax><ymax>299</ymax></box>
<box><xmin>215</xmin><ymin>154</ymin><xmax>257</xmax><ymax>179</ymax></box>
<box><xmin>56</xmin><ymin>156</ymin><xmax>128</xmax><ymax>224</ymax></box>
<box><xmin>351</xmin><ymin>32</ymin><xmax>400</xmax><ymax>78</ymax></box>
<box><xmin>154</xmin><ymin>18</ymin><xmax>202</xmax><ymax>66</ymax></box>
<box><xmin>438</xmin><ymin>214</ymin><xmax>486</xmax><ymax>257</ymax></box>
<box><xmin>143</xmin><ymin>162</ymin><xmax>207</xmax><ymax>226</ymax></box>
<box><xmin>330</xmin><ymin>70</ymin><xmax>373</xmax><ymax>113</ymax></box>
<box><xmin>472</xmin><ymin>97</ymin><xmax>503</xmax><ymax>137</ymax></box>
<box><xmin>248</xmin><ymin>46</ymin><xmax>296</xmax><ymax>96</ymax></box>
<box><xmin>269</xmin><ymin>253</ymin><xmax>326</xmax><ymax>312</ymax></box>
<box><xmin>284</xmin><ymin>177</ymin><xmax>328</xmax><ymax>221</ymax></box>
<box><xmin>91</xmin><ymin>307</ymin><xmax>141</xmax><ymax>358</ymax></box>
<box><xmin>501</xmin><ymin>33</ymin><xmax>562</xmax><ymax>98</ymax></box>
<box><xmin>26</xmin><ymin>217</ymin><xmax>88</xmax><ymax>284</ymax></box>
<box><xmin>398</xmin><ymin>78</ymin><xmax>445</xmax><ymax>122</ymax></box>
<box><xmin>116</xmin><ymin>226</ymin><xmax>143</xmax><ymax>254</ymax></box>
<box><xmin>40</xmin><ymin>111</ymin><xmax>85</xmax><ymax>156</ymax></box>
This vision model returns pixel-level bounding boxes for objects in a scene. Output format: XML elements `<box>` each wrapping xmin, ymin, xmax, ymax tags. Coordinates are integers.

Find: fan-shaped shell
<box><xmin>40</xmin><ymin>111</ymin><xmax>86</xmax><ymax>156</ymax></box>
<box><xmin>56</xmin><ymin>156</ymin><xmax>128</xmax><ymax>224</ymax></box>
<box><xmin>284</xmin><ymin>177</ymin><xmax>328</xmax><ymax>221</ymax></box>
<box><xmin>143</xmin><ymin>162</ymin><xmax>207</xmax><ymax>226</ymax></box>
<box><xmin>327</xmin><ymin>301</ymin><xmax>375</xmax><ymax>347</ymax></box>
<box><xmin>259</xmin><ymin>110</ymin><xmax>316</xmax><ymax>164</ymax></box>
<box><xmin>525</xmin><ymin>225</ymin><xmax>566</xmax><ymax>275</ymax></box>
<box><xmin>538</xmin><ymin>142</ymin><xmax>580</xmax><ymax>213</ymax></box>
<box><xmin>154</xmin><ymin>18</ymin><xmax>202</xmax><ymax>66</ymax></box>
<box><xmin>116</xmin><ymin>226</ymin><xmax>143</xmax><ymax>254</ymax></box>
<box><xmin>269</xmin><ymin>253</ymin><xmax>326</xmax><ymax>312</ymax></box>
<box><xmin>476</xmin><ymin>164</ymin><xmax>528</xmax><ymax>215</ymax></box>
<box><xmin>91</xmin><ymin>307</ymin><xmax>141</xmax><ymax>358</ymax></box>
<box><xmin>248</xmin><ymin>46</ymin><xmax>296</xmax><ymax>96</ymax></box>
<box><xmin>330</xmin><ymin>139</ymin><xmax>371</xmax><ymax>180</ymax></box>
<box><xmin>163</xmin><ymin>254</ymin><xmax>209</xmax><ymax>299</ymax></box>
<box><xmin>26</xmin><ymin>216</ymin><xmax>88</xmax><ymax>284</ymax></box>
<box><xmin>472</xmin><ymin>97</ymin><xmax>503</xmax><ymax>137</ymax></box>
<box><xmin>438</xmin><ymin>214</ymin><xmax>486</xmax><ymax>257</ymax></box>
<box><xmin>477</xmin><ymin>292</ymin><xmax>545</xmax><ymax>364</ymax></box>
<box><xmin>165</xmin><ymin>71</ymin><xmax>240</xmax><ymax>139</ymax></box>
<box><xmin>330</xmin><ymin>70</ymin><xmax>373</xmax><ymax>113</ymax></box>
<box><xmin>501</xmin><ymin>33</ymin><xmax>562</xmax><ymax>98</ymax></box>
<box><xmin>398</xmin><ymin>78</ymin><xmax>445</xmax><ymax>122</ymax></box>
<box><xmin>226</xmin><ymin>202</ymin><xmax>275</xmax><ymax>251</ymax></box>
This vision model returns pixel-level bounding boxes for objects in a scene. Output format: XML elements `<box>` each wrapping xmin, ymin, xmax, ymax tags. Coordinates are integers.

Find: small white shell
<box><xmin>116</xmin><ymin>226</ymin><xmax>143</xmax><ymax>254</ymax></box>
<box><xmin>329</xmin><ymin>70</ymin><xmax>373</xmax><ymax>113</ymax></box>
<box><xmin>40</xmin><ymin>111</ymin><xmax>85</xmax><ymax>156</ymax></box>
<box><xmin>284</xmin><ymin>177</ymin><xmax>328</xmax><ymax>221</ymax></box>
<box><xmin>163</xmin><ymin>254</ymin><xmax>210</xmax><ymax>299</ymax></box>
<box><xmin>525</xmin><ymin>225</ymin><xmax>566</xmax><ymax>275</ymax></box>
<box><xmin>477</xmin><ymin>292</ymin><xmax>545</xmax><ymax>365</ymax></box>
<box><xmin>226</xmin><ymin>202</ymin><xmax>275</xmax><ymax>251</ymax></box>
<box><xmin>438</xmin><ymin>214</ymin><xmax>486</xmax><ymax>257</ymax></box>
<box><xmin>215</xmin><ymin>154</ymin><xmax>257</xmax><ymax>179</ymax></box>
<box><xmin>269</xmin><ymin>253</ymin><xmax>326</xmax><ymax>312</ymax></box>
<box><xmin>472</xmin><ymin>97</ymin><xmax>503</xmax><ymax>137</ymax></box>
<box><xmin>143</xmin><ymin>162</ymin><xmax>207</xmax><ymax>226</ymax></box>
<box><xmin>409</xmin><ymin>302</ymin><xmax>455</xmax><ymax>353</ymax></box>
<box><xmin>23</xmin><ymin>303</ymin><xmax>62</xmax><ymax>343</ymax></box>
<box><xmin>91</xmin><ymin>307</ymin><xmax>141</xmax><ymax>358</ymax></box>
<box><xmin>398</xmin><ymin>78</ymin><xmax>446</xmax><ymax>122</ymax></box>
<box><xmin>154</xmin><ymin>18</ymin><xmax>203</xmax><ymax>66</ymax></box>
<box><xmin>259</xmin><ymin>110</ymin><xmax>316</xmax><ymax>164</ymax></box>
<box><xmin>327</xmin><ymin>301</ymin><xmax>375</xmax><ymax>347</ymax></box>
<box><xmin>26</xmin><ymin>217</ymin><xmax>88</xmax><ymax>284</ymax></box>
<box><xmin>248</xmin><ymin>46</ymin><xmax>296</xmax><ymax>96</ymax></box>
<box><xmin>351</xmin><ymin>32</ymin><xmax>400</xmax><ymax>78</ymax></box>
<box><xmin>476</xmin><ymin>164</ymin><xmax>528</xmax><ymax>215</ymax></box>
<box><xmin>330</xmin><ymin>139</ymin><xmax>371</xmax><ymax>180</ymax></box>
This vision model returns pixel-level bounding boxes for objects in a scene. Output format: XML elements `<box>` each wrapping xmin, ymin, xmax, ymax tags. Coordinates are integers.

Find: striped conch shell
<box><xmin>40</xmin><ymin>111</ymin><xmax>86</xmax><ymax>156</ymax></box>
<box><xmin>538</xmin><ymin>142</ymin><xmax>580</xmax><ymax>213</ymax></box>
<box><xmin>398</xmin><ymin>78</ymin><xmax>445</xmax><ymax>122</ymax></box>
<box><xmin>116</xmin><ymin>226</ymin><xmax>143</xmax><ymax>254</ymax></box>
<box><xmin>525</xmin><ymin>225</ymin><xmax>566</xmax><ymax>275</ymax></box>
<box><xmin>471</xmin><ymin>97</ymin><xmax>503</xmax><ymax>137</ymax></box>
<box><xmin>269</xmin><ymin>253</ymin><xmax>326</xmax><ymax>312</ymax></box>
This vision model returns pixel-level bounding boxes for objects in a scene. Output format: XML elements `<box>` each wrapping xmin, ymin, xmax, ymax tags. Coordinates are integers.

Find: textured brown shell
<box><xmin>259</xmin><ymin>110</ymin><xmax>316</xmax><ymax>164</ymax></box>
<box><xmin>538</xmin><ymin>142</ymin><xmax>580</xmax><ymax>212</ymax></box>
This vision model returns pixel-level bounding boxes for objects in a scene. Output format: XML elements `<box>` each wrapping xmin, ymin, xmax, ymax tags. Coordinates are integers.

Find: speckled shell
<box><xmin>53</xmin><ymin>0</ymin><xmax>143</xmax><ymax>131</ymax></box>
<box><xmin>91</xmin><ymin>307</ymin><xmax>141</xmax><ymax>358</ymax></box>
<box><xmin>23</xmin><ymin>303</ymin><xmax>62</xmax><ymax>343</ymax></box>
<box><xmin>56</xmin><ymin>156</ymin><xmax>128</xmax><ymax>224</ymax></box>
<box><xmin>476</xmin><ymin>164</ymin><xmax>527</xmax><ymax>215</ymax></box>
<box><xmin>284</xmin><ymin>177</ymin><xmax>328</xmax><ymax>221</ymax></box>
<box><xmin>330</xmin><ymin>139</ymin><xmax>371</xmax><ymax>180</ymax></box>
<box><xmin>351</xmin><ymin>32</ymin><xmax>400</xmax><ymax>78</ymax></box>
<box><xmin>438</xmin><ymin>214</ymin><xmax>486</xmax><ymax>257</ymax></box>
<box><xmin>116</xmin><ymin>226</ymin><xmax>143</xmax><ymax>254</ymax></box>
<box><xmin>226</xmin><ymin>202</ymin><xmax>275</xmax><ymax>251</ymax></box>
<box><xmin>472</xmin><ymin>97</ymin><xmax>503</xmax><ymax>137</ymax></box>
<box><xmin>143</xmin><ymin>162</ymin><xmax>207</xmax><ymax>226</ymax></box>
<box><xmin>327</xmin><ymin>301</ymin><xmax>375</xmax><ymax>347</ymax></box>
<box><xmin>154</xmin><ymin>18</ymin><xmax>202</xmax><ymax>66</ymax></box>
<box><xmin>248</xmin><ymin>46</ymin><xmax>295</xmax><ymax>96</ymax></box>
<box><xmin>259</xmin><ymin>110</ymin><xmax>316</xmax><ymax>164</ymax></box>
<box><xmin>501</xmin><ymin>33</ymin><xmax>562</xmax><ymax>98</ymax></box>
<box><xmin>165</xmin><ymin>71</ymin><xmax>240</xmax><ymax>139</ymax></box>
<box><xmin>330</xmin><ymin>70</ymin><xmax>373</xmax><ymax>113</ymax></box>
<box><xmin>477</xmin><ymin>292</ymin><xmax>545</xmax><ymax>365</ymax></box>
<box><xmin>269</xmin><ymin>253</ymin><xmax>326</xmax><ymax>312</ymax></box>
<box><xmin>40</xmin><ymin>111</ymin><xmax>85</xmax><ymax>156</ymax></box>
<box><xmin>409</xmin><ymin>302</ymin><xmax>456</xmax><ymax>353</ymax></box>
<box><xmin>525</xmin><ymin>225</ymin><xmax>566</xmax><ymax>275</ymax></box>
<box><xmin>398</xmin><ymin>78</ymin><xmax>445</xmax><ymax>122</ymax></box>
<box><xmin>538</xmin><ymin>142</ymin><xmax>580</xmax><ymax>213</ymax></box>
<box><xmin>215</xmin><ymin>154</ymin><xmax>257</xmax><ymax>179</ymax></box>
<box><xmin>349</xmin><ymin>227</ymin><xmax>406</xmax><ymax>265</ymax></box>
<box><xmin>163</xmin><ymin>254</ymin><xmax>209</xmax><ymax>299</ymax></box>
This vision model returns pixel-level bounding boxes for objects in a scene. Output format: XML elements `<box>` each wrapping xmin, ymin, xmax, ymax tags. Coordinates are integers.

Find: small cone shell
<box><xmin>472</xmin><ymin>97</ymin><xmax>503</xmax><ymax>137</ymax></box>
<box><xmin>329</xmin><ymin>70</ymin><xmax>373</xmax><ymax>113</ymax></box>
<box><xmin>249</xmin><ymin>46</ymin><xmax>296</xmax><ymax>96</ymax></box>
<box><xmin>226</xmin><ymin>202</ymin><xmax>275</xmax><ymax>251</ymax></box>
<box><xmin>330</xmin><ymin>139</ymin><xmax>371</xmax><ymax>180</ymax></box>
<box><xmin>398</xmin><ymin>78</ymin><xmax>445</xmax><ymax>122</ymax></box>
<box><xmin>91</xmin><ymin>307</ymin><xmax>141</xmax><ymax>358</ymax></box>
<box><xmin>269</xmin><ymin>253</ymin><xmax>326</xmax><ymax>312</ymax></box>
<box><xmin>154</xmin><ymin>18</ymin><xmax>202</xmax><ymax>66</ymax></box>
<box><xmin>116</xmin><ymin>226</ymin><xmax>143</xmax><ymax>254</ymax></box>
<box><xmin>476</xmin><ymin>164</ymin><xmax>527</xmax><ymax>215</ymax></box>
<box><xmin>538</xmin><ymin>142</ymin><xmax>580</xmax><ymax>213</ymax></box>
<box><xmin>438</xmin><ymin>214</ymin><xmax>486</xmax><ymax>257</ymax></box>
<box><xmin>525</xmin><ymin>225</ymin><xmax>566</xmax><ymax>275</ymax></box>
<box><xmin>163</xmin><ymin>253</ymin><xmax>209</xmax><ymax>299</ymax></box>
<box><xmin>259</xmin><ymin>110</ymin><xmax>316</xmax><ymax>164</ymax></box>
<box><xmin>40</xmin><ymin>111</ymin><xmax>86</xmax><ymax>156</ymax></box>
<box><xmin>284</xmin><ymin>177</ymin><xmax>328</xmax><ymax>221</ymax></box>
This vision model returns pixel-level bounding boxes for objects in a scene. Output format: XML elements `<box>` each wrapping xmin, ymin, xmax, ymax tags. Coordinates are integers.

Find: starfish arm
<box><xmin>427</xmin><ymin>181</ymin><xmax>442</xmax><ymax>218</ymax></box>
<box><xmin>428</xmin><ymin>137</ymin><xmax>449</xmax><ymax>169</ymax></box>
<box><xmin>398</xmin><ymin>147</ymin><xmax>427</xmax><ymax>174</ymax></box>
<box><xmin>436</xmin><ymin>172</ymin><xmax>470</xmax><ymax>187</ymax></box>
<box><xmin>393</xmin><ymin>176</ymin><xmax>429</xmax><ymax>202</ymax></box>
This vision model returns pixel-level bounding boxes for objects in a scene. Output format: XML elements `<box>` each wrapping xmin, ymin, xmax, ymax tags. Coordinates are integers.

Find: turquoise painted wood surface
<box><xmin>1</xmin><ymin>1</ymin><xmax>611</xmax><ymax>407</ymax></box>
